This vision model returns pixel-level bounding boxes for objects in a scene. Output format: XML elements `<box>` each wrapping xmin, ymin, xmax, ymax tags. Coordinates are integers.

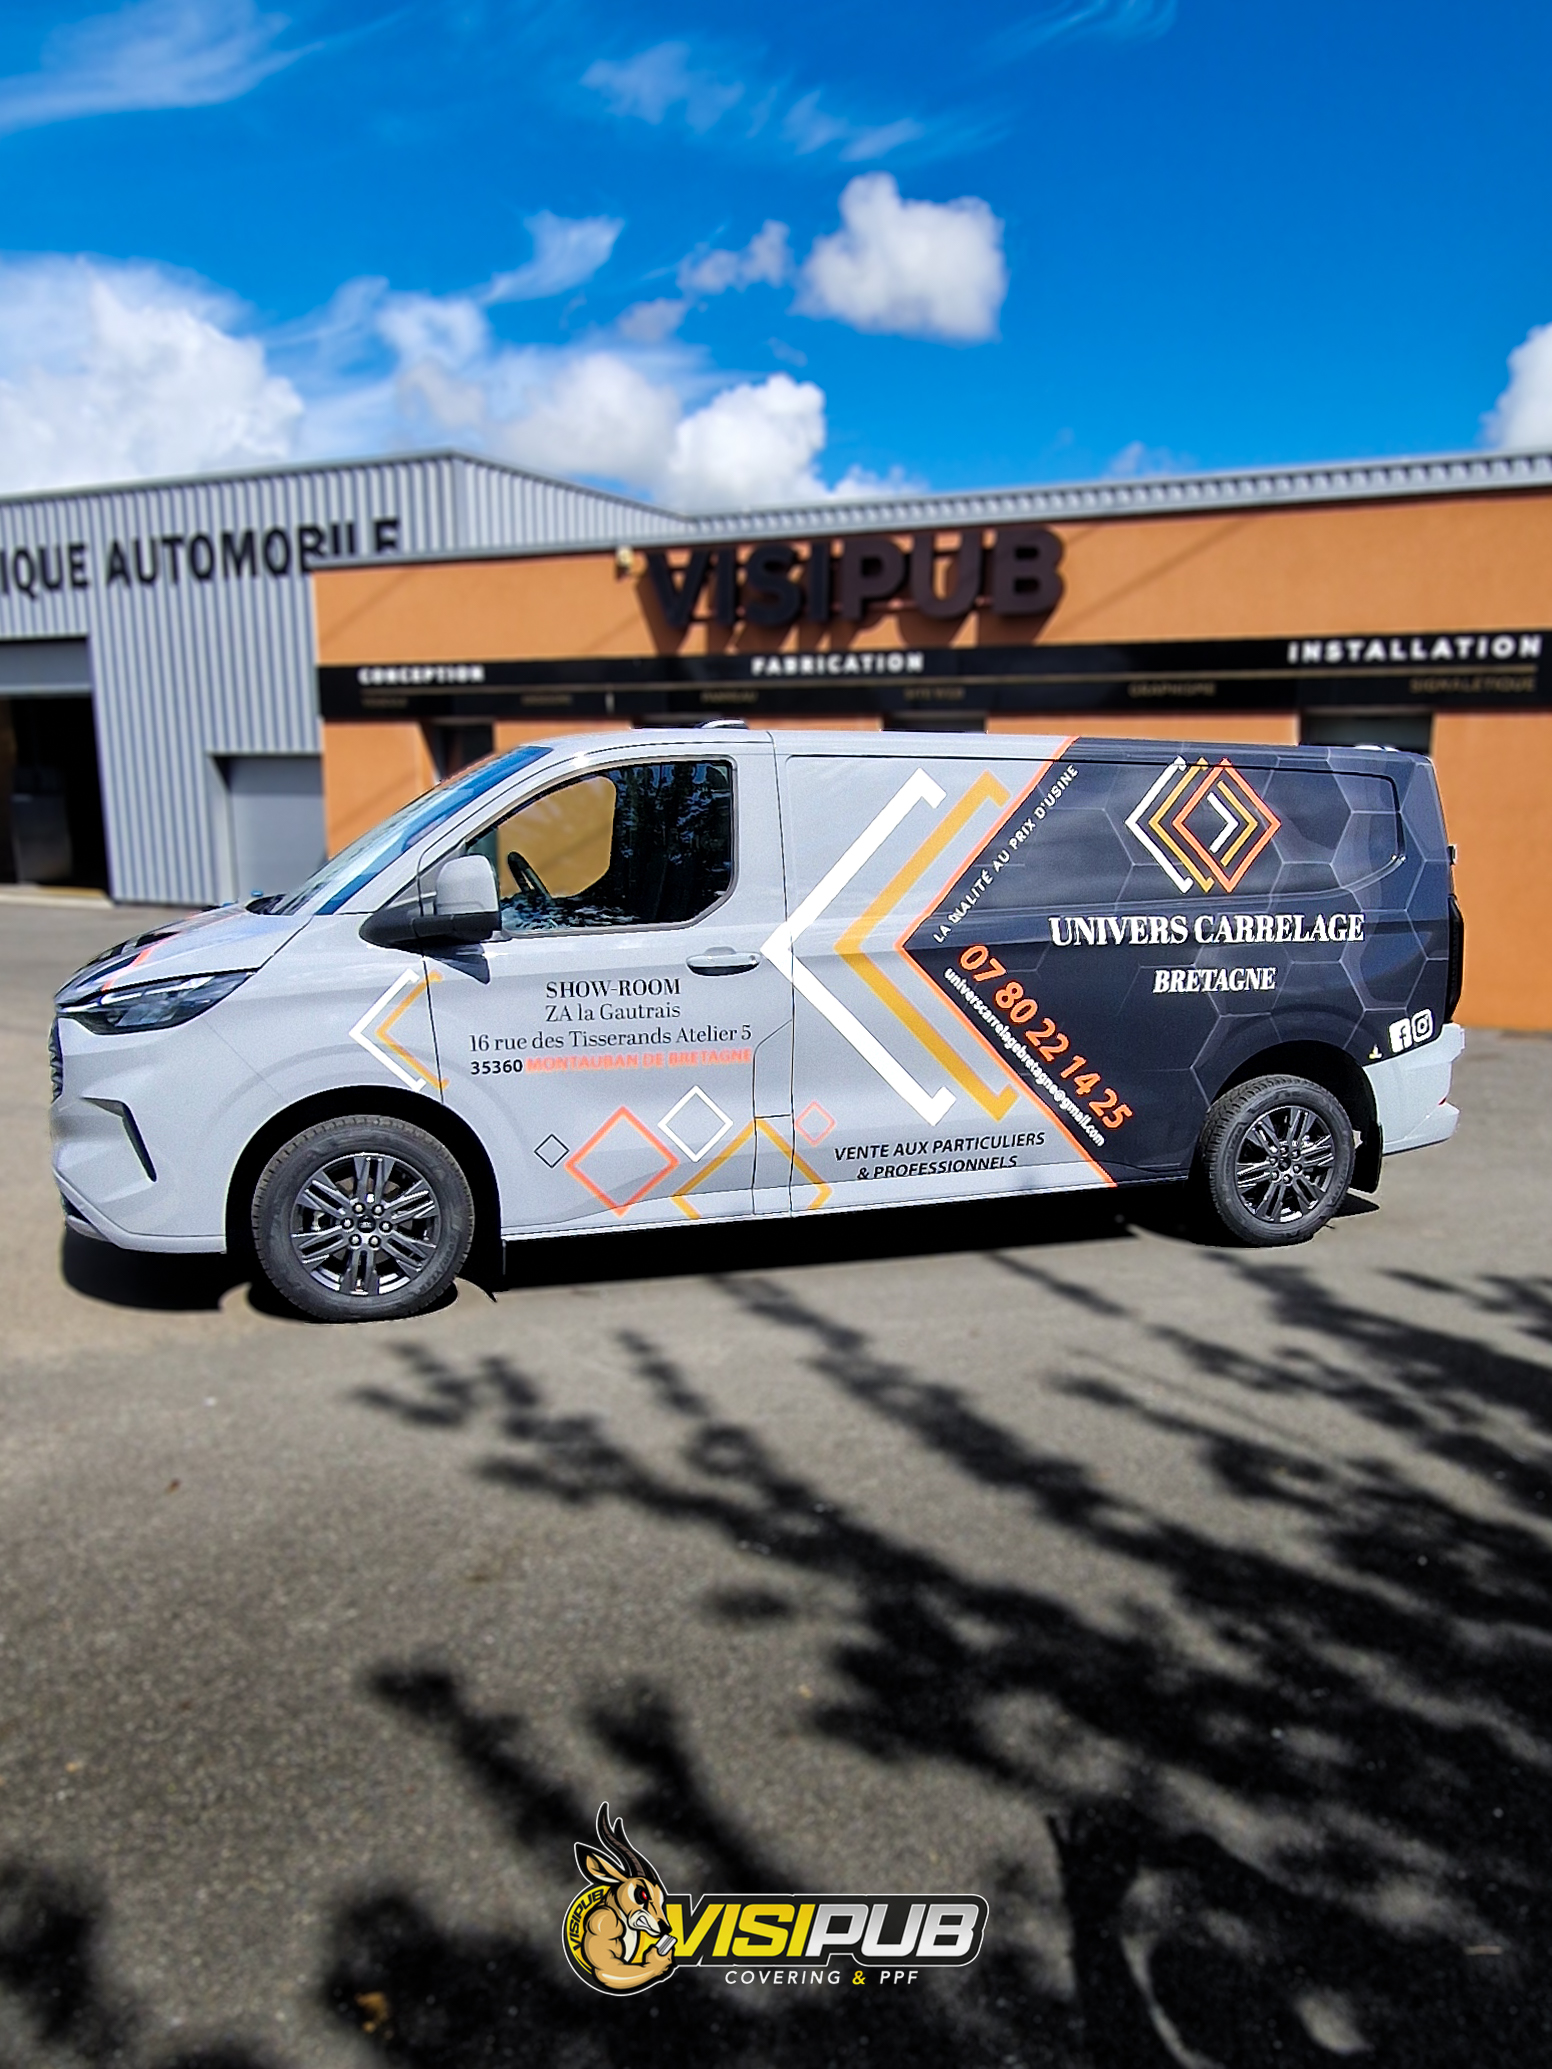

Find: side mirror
<box><xmin>433</xmin><ymin>855</ymin><xmax>500</xmax><ymax>941</ymax></box>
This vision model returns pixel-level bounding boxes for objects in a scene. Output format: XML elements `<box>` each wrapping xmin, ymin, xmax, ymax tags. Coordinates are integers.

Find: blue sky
<box><xmin>2</xmin><ymin>0</ymin><xmax>1552</xmax><ymax>507</ymax></box>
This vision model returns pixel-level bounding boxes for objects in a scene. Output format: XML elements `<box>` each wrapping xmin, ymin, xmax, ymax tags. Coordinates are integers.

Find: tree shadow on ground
<box><xmin>331</xmin><ymin>1257</ymin><xmax>1552</xmax><ymax>2068</ymax></box>
<box><xmin>322</xmin><ymin>1668</ymin><xmax>1077</xmax><ymax>2069</ymax></box>
<box><xmin>15</xmin><ymin>1246</ymin><xmax>1552</xmax><ymax>2065</ymax></box>
<box><xmin>0</xmin><ymin>1861</ymin><xmax>279</xmax><ymax>2069</ymax></box>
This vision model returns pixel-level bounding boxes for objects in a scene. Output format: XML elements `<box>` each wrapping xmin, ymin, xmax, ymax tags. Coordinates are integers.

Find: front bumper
<box><xmin>49</xmin><ymin>1014</ymin><xmax>267</xmax><ymax>1253</ymax></box>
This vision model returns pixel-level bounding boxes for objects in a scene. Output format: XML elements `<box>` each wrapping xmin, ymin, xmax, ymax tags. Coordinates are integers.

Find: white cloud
<box><xmin>376</xmin><ymin>290</ymin><xmax>489</xmax><ymax>373</ymax></box>
<box><xmin>658</xmin><ymin>374</ymin><xmax>830</xmax><ymax>511</ymax></box>
<box><xmin>481</xmin><ymin>213</ymin><xmax>623</xmax><ymax>305</ymax></box>
<box><xmin>1484</xmin><ymin>324</ymin><xmax>1552</xmax><ymax>451</ymax></box>
<box><xmin>616</xmin><ymin>299</ymin><xmax>687</xmax><ymax>344</ymax></box>
<box><xmin>0</xmin><ymin>0</ymin><xmax>299</xmax><ymax>137</ymax></box>
<box><xmin>782</xmin><ymin>92</ymin><xmax>923</xmax><ymax>162</ymax></box>
<box><xmin>583</xmin><ymin>42</ymin><xmax>923</xmax><ymax>163</ymax></box>
<box><xmin>995</xmin><ymin>0</ymin><xmax>1175</xmax><ymax>56</ymax></box>
<box><xmin>380</xmin><ymin>303</ymin><xmax>866</xmax><ymax>512</ymax></box>
<box><xmin>1107</xmin><ymin>439</ymin><xmax>1191</xmax><ymax>478</ymax></box>
<box><xmin>582</xmin><ymin>42</ymin><xmax>742</xmax><ymax>133</ymax></box>
<box><xmin>492</xmin><ymin>353</ymin><xmax>684</xmax><ymax>489</ymax></box>
<box><xmin>839</xmin><ymin>118</ymin><xmax>924</xmax><ymax>162</ymax></box>
<box><xmin>354</xmin><ymin>286</ymin><xmax>899</xmax><ymax>510</ymax></box>
<box><xmin>677</xmin><ymin>221</ymin><xmax>791</xmax><ymax>298</ymax></box>
<box><xmin>0</xmin><ymin>256</ymin><xmax>301</xmax><ymax>491</ymax></box>
<box><xmin>0</xmin><ymin>249</ymin><xmax>905</xmax><ymax>512</ymax></box>
<box><xmin>797</xmin><ymin>173</ymin><xmax>1007</xmax><ymax>343</ymax></box>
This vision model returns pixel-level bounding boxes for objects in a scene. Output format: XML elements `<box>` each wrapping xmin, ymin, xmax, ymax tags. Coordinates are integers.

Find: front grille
<box><xmin>48</xmin><ymin>1020</ymin><xmax>62</xmax><ymax>1102</ymax></box>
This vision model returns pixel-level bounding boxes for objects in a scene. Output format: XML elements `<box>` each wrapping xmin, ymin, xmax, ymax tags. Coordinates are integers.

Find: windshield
<box><xmin>270</xmin><ymin>747</ymin><xmax>550</xmax><ymax>916</ymax></box>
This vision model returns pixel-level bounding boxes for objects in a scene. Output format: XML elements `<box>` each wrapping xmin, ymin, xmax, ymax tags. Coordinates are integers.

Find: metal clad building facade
<box><xmin>0</xmin><ymin>453</ymin><xmax>660</xmax><ymax>905</ymax></box>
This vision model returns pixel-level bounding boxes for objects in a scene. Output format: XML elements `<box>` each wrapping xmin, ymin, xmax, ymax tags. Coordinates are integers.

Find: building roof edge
<box><xmin>0</xmin><ymin>448</ymin><xmax>667</xmax><ymax>519</ymax></box>
<box><xmin>674</xmin><ymin>448</ymin><xmax>1552</xmax><ymax>537</ymax></box>
<box><xmin>3</xmin><ymin>443</ymin><xmax>1551</xmax><ymax>535</ymax></box>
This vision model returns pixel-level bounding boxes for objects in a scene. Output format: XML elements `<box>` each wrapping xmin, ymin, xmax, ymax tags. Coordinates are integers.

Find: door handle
<box><xmin>687</xmin><ymin>949</ymin><xmax>760</xmax><ymax>976</ymax></box>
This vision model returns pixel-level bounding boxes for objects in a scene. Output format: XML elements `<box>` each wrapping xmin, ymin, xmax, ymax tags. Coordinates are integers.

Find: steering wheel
<box><xmin>506</xmin><ymin>848</ymin><xmax>561</xmax><ymax>917</ymax></box>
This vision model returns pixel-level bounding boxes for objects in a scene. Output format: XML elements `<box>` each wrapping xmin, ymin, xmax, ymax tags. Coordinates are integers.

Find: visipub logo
<box><xmin>562</xmin><ymin>1804</ymin><xmax>988</xmax><ymax>1997</ymax></box>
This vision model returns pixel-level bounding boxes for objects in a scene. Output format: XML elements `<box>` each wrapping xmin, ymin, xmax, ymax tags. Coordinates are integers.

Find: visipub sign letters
<box><xmin>642</xmin><ymin>527</ymin><xmax>1065</xmax><ymax>630</ymax></box>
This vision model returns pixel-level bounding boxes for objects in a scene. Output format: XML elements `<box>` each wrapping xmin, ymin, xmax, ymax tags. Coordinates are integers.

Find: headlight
<box><xmin>59</xmin><ymin>969</ymin><xmax>254</xmax><ymax>1035</ymax></box>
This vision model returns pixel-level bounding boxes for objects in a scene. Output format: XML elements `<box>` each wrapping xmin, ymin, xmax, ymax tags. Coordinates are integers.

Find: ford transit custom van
<box><xmin>51</xmin><ymin>728</ymin><xmax>1465</xmax><ymax>1320</ymax></box>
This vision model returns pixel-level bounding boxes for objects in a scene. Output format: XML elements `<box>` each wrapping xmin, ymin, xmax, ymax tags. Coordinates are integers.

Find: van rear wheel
<box><xmin>251</xmin><ymin>1114</ymin><xmax>474</xmax><ymax>1321</ymax></box>
<box><xmin>1198</xmin><ymin>1075</ymin><xmax>1355</xmax><ymax>1247</ymax></box>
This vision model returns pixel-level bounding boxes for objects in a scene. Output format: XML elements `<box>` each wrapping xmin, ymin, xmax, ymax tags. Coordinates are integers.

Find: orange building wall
<box><xmin>494</xmin><ymin>719</ymin><xmax>614</xmax><ymax>753</ymax></box>
<box><xmin>322</xmin><ymin>721</ymin><xmax>436</xmax><ymax>856</ymax></box>
<box><xmin>1430</xmin><ymin>714</ymin><xmax>1552</xmax><ymax>1030</ymax></box>
<box><xmin>990</xmin><ymin>714</ymin><xmax>1300</xmax><ymax>744</ymax></box>
<box><xmin>315</xmin><ymin>494</ymin><xmax>1552</xmax><ymax>666</ymax></box>
<box><xmin>321</xmin><ymin>719</ymin><xmax>618</xmax><ymax>854</ymax></box>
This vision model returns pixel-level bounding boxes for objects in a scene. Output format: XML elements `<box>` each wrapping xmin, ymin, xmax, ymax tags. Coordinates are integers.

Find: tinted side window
<box><xmin>464</xmin><ymin>760</ymin><xmax>734</xmax><ymax>934</ymax></box>
<box><xmin>1266</xmin><ymin>769</ymin><xmax>1402</xmax><ymax>894</ymax></box>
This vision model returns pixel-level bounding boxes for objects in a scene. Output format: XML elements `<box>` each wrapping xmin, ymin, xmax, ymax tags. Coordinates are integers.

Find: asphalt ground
<box><xmin>3</xmin><ymin>896</ymin><xmax>1552</xmax><ymax>2069</ymax></box>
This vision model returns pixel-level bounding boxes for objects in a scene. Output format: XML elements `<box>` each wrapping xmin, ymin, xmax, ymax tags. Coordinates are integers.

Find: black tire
<box><xmin>250</xmin><ymin>1114</ymin><xmax>474</xmax><ymax>1322</ymax></box>
<box><xmin>1198</xmin><ymin>1074</ymin><xmax>1355</xmax><ymax>1247</ymax></box>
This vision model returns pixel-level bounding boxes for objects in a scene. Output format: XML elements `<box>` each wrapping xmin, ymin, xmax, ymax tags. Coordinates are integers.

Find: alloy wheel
<box><xmin>1233</xmin><ymin>1103</ymin><xmax>1337</xmax><ymax>1224</ymax></box>
<box><xmin>288</xmin><ymin>1151</ymin><xmax>442</xmax><ymax>1298</ymax></box>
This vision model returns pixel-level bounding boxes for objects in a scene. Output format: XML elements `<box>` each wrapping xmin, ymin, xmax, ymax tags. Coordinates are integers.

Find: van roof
<box><xmin>518</xmin><ymin>726</ymin><xmax>1423</xmax><ymax>771</ymax></box>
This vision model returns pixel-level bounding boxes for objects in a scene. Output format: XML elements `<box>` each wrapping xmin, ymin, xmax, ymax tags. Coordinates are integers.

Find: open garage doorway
<box><xmin>0</xmin><ymin>642</ymin><xmax>107</xmax><ymax>890</ymax></box>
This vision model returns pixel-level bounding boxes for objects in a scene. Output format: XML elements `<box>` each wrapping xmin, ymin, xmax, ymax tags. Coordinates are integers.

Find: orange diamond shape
<box><xmin>1165</xmin><ymin>760</ymin><xmax>1281</xmax><ymax>893</ymax></box>
<box><xmin>795</xmin><ymin>1101</ymin><xmax>835</xmax><ymax>1145</ymax></box>
<box><xmin>566</xmin><ymin>1108</ymin><xmax>677</xmax><ymax>1214</ymax></box>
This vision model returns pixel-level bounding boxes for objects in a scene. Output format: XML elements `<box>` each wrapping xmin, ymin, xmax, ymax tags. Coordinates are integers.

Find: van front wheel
<box><xmin>251</xmin><ymin>1114</ymin><xmax>475</xmax><ymax>1321</ymax></box>
<box><xmin>1198</xmin><ymin>1075</ymin><xmax>1355</xmax><ymax>1247</ymax></box>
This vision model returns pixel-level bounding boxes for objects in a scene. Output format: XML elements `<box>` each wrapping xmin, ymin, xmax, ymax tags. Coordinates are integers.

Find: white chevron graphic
<box><xmin>349</xmin><ymin>970</ymin><xmax>425</xmax><ymax>1090</ymax></box>
<box><xmin>763</xmin><ymin>767</ymin><xmax>956</xmax><ymax>1127</ymax></box>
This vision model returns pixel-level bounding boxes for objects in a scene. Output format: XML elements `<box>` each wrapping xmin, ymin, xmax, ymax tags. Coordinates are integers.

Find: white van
<box><xmin>52</xmin><ymin>727</ymin><xmax>1464</xmax><ymax>1320</ymax></box>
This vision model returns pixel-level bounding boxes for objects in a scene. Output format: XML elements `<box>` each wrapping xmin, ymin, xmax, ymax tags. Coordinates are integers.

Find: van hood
<box><xmin>55</xmin><ymin>903</ymin><xmax>307</xmax><ymax>1008</ymax></box>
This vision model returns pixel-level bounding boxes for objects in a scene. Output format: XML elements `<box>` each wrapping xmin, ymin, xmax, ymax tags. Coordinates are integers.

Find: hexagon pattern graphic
<box><xmin>904</xmin><ymin>744</ymin><xmax>1450</xmax><ymax>1183</ymax></box>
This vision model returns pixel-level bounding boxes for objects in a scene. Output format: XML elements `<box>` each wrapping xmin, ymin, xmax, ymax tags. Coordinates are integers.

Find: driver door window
<box><xmin>462</xmin><ymin>759</ymin><xmax>733</xmax><ymax>934</ymax></box>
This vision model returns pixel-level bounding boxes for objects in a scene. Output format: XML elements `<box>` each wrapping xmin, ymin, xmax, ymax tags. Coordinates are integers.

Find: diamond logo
<box><xmin>566</xmin><ymin>1109</ymin><xmax>677</xmax><ymax>1214</ymax></box>
<box><xmin>794</xmin><ymin>1101</ymin><xmax>835</xmax><ymax>1145</ymax></box>
<box><xmin>534</xmin><ymin>1133</ymin><xmax>570</xmax><ymax>1168</ymax></box>
<box><xmin>658</xmin><ymin>1086</ymin><xmax>733</xmax><ymax>1163</ymax></box>
<box><xmin>1125</xmin><ymin>757</ymin><xmax>1281</xmax><ymax>894</ymax></box>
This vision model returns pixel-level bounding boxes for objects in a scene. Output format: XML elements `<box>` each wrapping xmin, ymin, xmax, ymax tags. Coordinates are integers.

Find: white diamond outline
<box><xmin>658</xmin><ymin>1084</ymin><xmax>734</xmax><ymax>1164</ymax></box>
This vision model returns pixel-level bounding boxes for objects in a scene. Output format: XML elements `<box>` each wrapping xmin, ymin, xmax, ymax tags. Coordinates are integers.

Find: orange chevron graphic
<box><xmin>836</xmin><ymin>771</ymin><xmax>1020</xmax><ymax>1122</ymax></box>
<box><xmin>378</xmin><ymin>973</ymin><xmax>446</xmax><ymax>1090</ymax></box>
<box><xmin>671</xmin><ymin>1119</ymin><xmax>831</xmax><ymax>1218</ymax></box>
<box><xmin>357</xmin><ymin>970</ymin><xmax>447</xmax><ymax>1090</ymax></box>
<box><xmin>1145</xmin><ymin>758</ymin><xmax>1280</xmax><ymax>894</ymax></box>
